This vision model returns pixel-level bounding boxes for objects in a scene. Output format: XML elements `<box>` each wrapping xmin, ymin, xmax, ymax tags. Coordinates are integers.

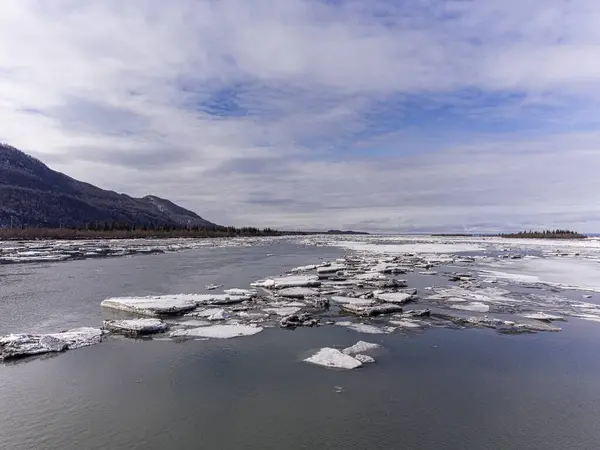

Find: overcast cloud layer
<box><xmin>1</xmin><ymin>0</ymin><xmax>600</xmax><ymax>232</ymax></box>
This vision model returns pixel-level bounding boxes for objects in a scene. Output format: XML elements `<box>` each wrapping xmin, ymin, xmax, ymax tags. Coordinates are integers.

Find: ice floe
<box><xmin>290</xmin><ymin>264</ymin><xmax>318</xmax><ymax>273</ymax></box>
<box><xmin>479</xmin><ymin>257</ymin><xmax>600</xmax><ymax>292</ymax></box>
<box><xmin>317</xmin><ymin>264</ymin><xmax>347</xmax><ymax>275</ymax></box>
<box><xmin>521</xmin><ymin>312</ymin><xmax>565</xmax><ymax>322</ymax></box>
<box><xmin>342</xmin><ymin>340</ymin><xmax>381</xmax><ymax>355</ymax></box>
<box><xmin>223</xmin><ymin>288</ymin><xmax>256</xmax><ymax>296</ymax></box>
<box><xmin>340</xmin><ymin>303</ymin><xmax>403</xmax><ymax>317</ymax></box>
<box><xmin>331</xmin><ymin>296</ymin><xmax>376</xmax><ymax>307</ymax></box>
<box><xmin>170</xmin><ymin>324</ymin><xmax>263</xmax><ymax>339</ymax></box>
<box><xmin>450</xmin><ymin>302</ymin><xmax>490</xmax><ymax>313</ymax></box>
<box><xmin>336</xmin><ymin>322</ymin><xmax>394</xmax><ymax>334</ymax></box>
<box><xmin>280</xmin><ymin>312</ymin><xmax>318</xmax><ymax>328</ymax></box>
<box><xmin>0</xmin><ymin>327</ymin><xmax>102</xmax><ymax>360</ymax></box>
<box><xmin>354</xmin><ymin>354</ymin><xmax>375</xmax><ymax>364</ymax></box>
<box><xmin>103</xmin><ymin>319</ymin><xmax>168</xmax><ymax>336</ymax></box>
<box><xmin>101</xmin><ymin>293</ymin><xmax>251</xmax><ymax>316</ymax></box>
<box><xmin>304</xmin><ymin>348</ymin><xmax>362</xmax><ymax>369</ymax></box>
<box><xmin>205</xmin><ymin>284</ymin><xmax>222</xmax><ymax>291</ymax></box>
<box><xmin>373</xmin><ymin>292</ymin><xmax>416</xmax><ymax>304</ymax></box>
<box><xmin>253</xmin><ymin>275</ymin><xmax>321</xmax><ymax>289</ymax></box>
<box><xmin>101</xmin><ymin>295</ymin><xmax>201</xmax><ymax>316</ymax></box>
<box><xmin>277</xmin><ymin>287</ymin><xmax>319</xmax><ymax>298</ymax></box>
<box><xmin>329</xmin><ymin>240</ymin><xmax>485</xmax><ymax>254</ymax></box>
<box><xmin>390</xmin><ymin>319</ymin><xmax>423</xmax><ymax>329</ymax></box>
<box><xmin>263</xmin><ymin>306</ymin><xmax>302</xmax><ymax>316</ymax></box>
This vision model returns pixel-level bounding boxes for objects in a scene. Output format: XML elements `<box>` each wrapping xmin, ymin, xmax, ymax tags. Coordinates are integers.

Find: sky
<box><xmin>1</xmin><ymin>0</ymin><xmax>600</xmax><ymax>232</ymax></box>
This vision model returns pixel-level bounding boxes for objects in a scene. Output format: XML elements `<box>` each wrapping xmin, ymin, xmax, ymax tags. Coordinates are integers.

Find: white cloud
<box><xmin>0</xmin><ymin>0</ymin><xmax>599</xmax><ymax>231</ymax></box>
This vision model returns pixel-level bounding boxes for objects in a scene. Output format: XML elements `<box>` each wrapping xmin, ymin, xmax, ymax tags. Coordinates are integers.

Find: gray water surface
<box><xmin>1</xmin><ymin>241</ymin><xmax>600</xmax><ymax>450</ymax></box>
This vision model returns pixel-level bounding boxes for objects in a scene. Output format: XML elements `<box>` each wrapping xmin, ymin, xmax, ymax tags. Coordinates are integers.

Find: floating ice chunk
<box><xmin>331</xmin><ymin>296</ymin><xmax>376</xmax><ymax>306</ymax></box>
<box><xmin>207</xmin><ymin>309</ymin><xmax>229</xmax><ymax>321</ymax></box>
<box><xmin>277</xmin><ymin>287</ymin><xmax>319</xmax><ymax>298</ymax></box>
<box><xmin>237</xmin><ymin>311</ymin><xmax>268</xmax><ymax>320</ymax></box>
<box><xmin>521</xmin><ymin>312</ymin><xmax>565</xmax><ymax>322</ymax></box>
<box><xmin>462</xmin><ymin>316</ymin><xmax>512</xmax><ymax>328</ymax></box>
<box><xmin>341</xmin><ymin>303</ymin><xmax>403</xmax><ymax>317</ymax></box>
<box><xmin>354</xmin><ymin>272</ymin><xmax>388</xmax><ymax>281</ymax></box>
<box><xmin>195</xmin><ymin>294</ymin><xmax>250</xmax><ymax>305</ymax></box>
<box><xmin>274</xmin><ymin>276</ymin><xmax>321</xmax><ymax>289</ymax></box>
<box><xmin>223</xmin><ymin>288</ymin><xmax>256</xmax><ymax>296</ymax></box>
<box><xmin>450</xmin><ymin>302</ymin><xmax>490</xmax><ymax>313</ymax></box>
<box><xmin>336</xmin><ymin>322</ymin><xmax>393</xmax><ymax>334</ymax></box>
<box><xmin>205</xmin><ymin>284</ymin><xmax>222</xmax><ymax>291</ymax></box>
<box><xmin>0</xmin><ymin>327</ymin><xmax>102</xmax><ymax>360</ymax></box>
<box><xmin>511</xmin><ymin>322</ymin><xmax>562</xmax><ymax>333</ymax></box>
<box><xmin>401</xmin><ymin>309</ymin><xmax>431</xmax><ymax>318</ymax></box>
<box><xmin>101</xmin><ymin>295</ymin><xmax>202</xmax><ymax>316</ymax></box>
<box><xmin>282</xmin><ymin>301</ymin><xmax>307</xmax><ymax>307</ymax></box>
<box><xmin>431</xmin><ymin>286</ymin><xmax>512</xmax><ymax>305</ymax></box>
<box><xmin>390</xmin><ymin>319</ymin><xmax>423</xmax><ymax>328</ymax></box>
<box><xmin>317</xmin><ymin>264</ymin><xmax>347</xmax><ymax>275</ymax></box>
<box><xmin>251</xmin><ymin>279</ymin><xmax>276</xmax><ymax>288</ymax></box>
<box><xmin>170</xmin><ymin>324</ymin><xmax>263</xmax><ymax>339</ymax></box>
<box><xmin>177</xmin><ymin>319</ymin><xmax>212</xmax><ymax>327</ymax></box>
<box><xmin>373</xmin><ymin>292</ymin><xmax>415</xmax><ymax>304</ymax></box>
<box><xmin>0</xmin><ymin>334</ymin><xmax>66</xmax><ymax>359</ymax></box>
<box><xmin>342</xmin><ymin>340</ymin><xmax>381</xmax><ymax>355</ymax></box>
<box><xmin>263</xmin><ymin>275</ymin><xmax>321</xmax><ymax>289</ymax></box>
<box><xmin>304</xmin><ymin>348</ymin><xmax>362</xmax><ymax>369</ymax></box>
<box><xmin>185</xmin><ymin>307</ymin><xmax>228</xmax><ymax>318</ymax></box>
<box><xmin>354</xmin><ymin>354</ymin><xmax>375</xmax><ymax>364</ymax></box>
<box><xmin>290</xmin><ymin>264</ymin><xmax>318</xmax><ymax>273</ymax></box>
<box><xmin>263</xmin><ymin>307</ymin><xmax>302</xmax><ymax>316</ymax></box>
<box><xmin>103</xmin><ymin>319</ymin><xmax>168</xmax><ymax>336</ymax></box>
<box><xmin>280</xmin><ymin>312</ymin><xmax>318</xmax><ymax>328</ymax></box>
<box><xmin>46</xmin><ymin>327</ymin><xmax>103</xmax><ymax>350</ymax></box>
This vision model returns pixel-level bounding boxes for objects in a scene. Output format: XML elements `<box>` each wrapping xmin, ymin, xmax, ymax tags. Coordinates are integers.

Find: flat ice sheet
<box><xmin>103</xmin><ymin>319</ymin><xmax>168</xmax><ymax>335</ymax></box>
<box><xmin>1</xmin><ymin>327</ymin><xmax>102</xmax><ymax>360</ymax></box>
<box><xmin>170</xmin><ymin>324</ymin><xmax>263</xmax><ymax>339</ymax></box>
<box><xmin>480</xmin><ymin>257</ymin><xmax>600</xmax><ymax>292</ymax></box>
<box><xmin>101</xmin><ymin>295</ymin><xmax>203</xmax><ymax>316</ymax></box>
<box><xmin>374</xmin><ymin>292</ymin><xmax>414</xmax><ymax>304</ymax></box>
<box><xmin>331</xmin><ymin>240</ymin><xmax>484</xmax><ymax>254</ymax></box>
<box><xmin>450</xmin><ymin>302</ymin><xmax>490</xmax><ymax>313</ymax></box>
<box><xmin>331</xmin><ymin>296</ymin><xmax>376</xmax><ymax>307</ymax></box>
<box><xmin>263</xmin><ymin>307</ymin><xmax>302</xmax><ymax>316</ymax></box>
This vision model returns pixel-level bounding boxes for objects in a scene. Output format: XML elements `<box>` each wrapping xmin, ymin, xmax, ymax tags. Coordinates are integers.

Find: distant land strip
<box><xmin>0</xmin><ymin>226</ymin><xmax>368</xmax><ymax>241</ymax></box>
<box><xmin>432</xmin><ymin>230</ymin><xmax>587</xmax><ymax>239</ymax></box>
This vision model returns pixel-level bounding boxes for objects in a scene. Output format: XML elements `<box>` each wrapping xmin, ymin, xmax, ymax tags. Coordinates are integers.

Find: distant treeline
<box><xmin>499</xmin><ymin>230</ymin><xmax>587</xmax><ymax>239</ymax></box>
<box><xmin>0</xmin><ymin>223</ymin><xmax>361</xmax><ymax>240</ymax></box>
<box><xmin>431</xmin><ymin>233</ymin><xmax>481</xmax><ymax>237</ymax></box>
<box><xmin>326</xmin><ymin>230</ymin><xmax>370</xmax><ymax>235</ymax></box>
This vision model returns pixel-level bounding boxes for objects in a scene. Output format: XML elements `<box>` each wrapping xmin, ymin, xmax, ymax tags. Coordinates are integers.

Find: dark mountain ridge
<box><xmin>0</xmin><ymin>144</ymin><xmax>216</xmax><ymax>228</ymax></box>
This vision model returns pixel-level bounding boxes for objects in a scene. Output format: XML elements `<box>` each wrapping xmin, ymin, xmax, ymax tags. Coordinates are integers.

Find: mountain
<box><xmin>0</xmin><ymin>144</ymin><xmax>216</xmax><ymax>228</ymax></box>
